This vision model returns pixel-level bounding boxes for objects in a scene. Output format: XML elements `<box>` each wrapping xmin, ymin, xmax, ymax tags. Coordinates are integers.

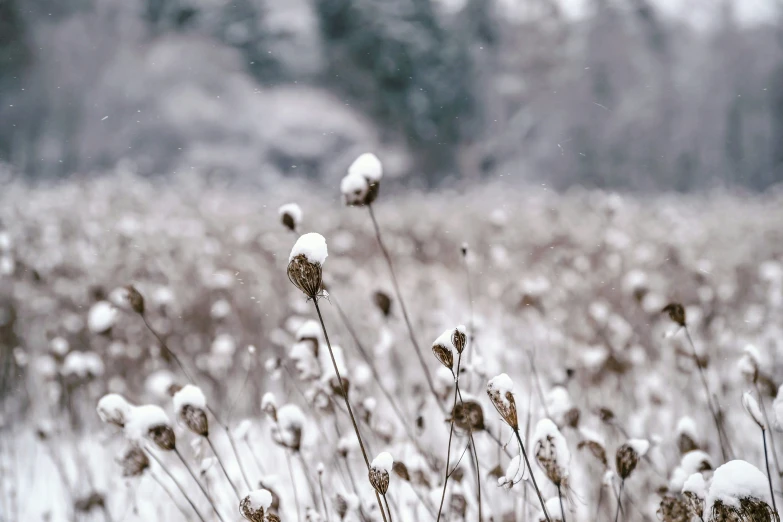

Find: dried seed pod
<box><xmin>75</xmin><ymin>492</ymin><xmax>106</xmax><ymax>513</ymax></box>
<box><xmin>534</xmin><ymin>420</ymin><xmax>570</xmax><ymax>487</ymax></box>
<box><xmin>288</xmin><ymin>254</ymin><xmax>324</xmax><ymax>299</ymax></box>
<box><xmin>149</xmin><ymin>424</ymin><xmax>176</xmax><ymax>451</ymax></box>
<box><xmin>265</xmin><ymin>514</ymin><xmax>281</xmax><ymax>522</ymax></box>
<box><xmin>662</xmin><ymin>303</ymin><xmax>686</xmax><ymax>327</ymax></box>
<box><xmin>657</xmin><ymin>494</ymin><xmax>691</xmax><ymax>522</ymax></box>
<box><xmin>392</xmin><ymin>461</ymin><xmax>410</xmax><ymax>482</ymax></box>
<box><xmin>577</xmin><ymin>439</ymin><xmax>608</xmax><ymax>468</ymax></box>
<box><xmin>683</xmin><ymin>491</ymin><xmax>704</xmax><ymax>519</ymax></box>
<box><xmin>240</xmin><ymin>489</ymin><xmax>273</xmax><ymax>522</ymax></box>
<box><xmin>173</xmin><ymin>384</ymin><xmax>209</xmax><ymax>437</ymax></box>
<box><xmin>564</xmin><ymin>407</ymin><xmax>580</xmax><ymax>429</ymax></box>
<box><xmin>118</xmin><ymin>445</ymin><xmax>149</xmax><ymax>477</ymax></box>
<box><xmin>373</xmin><ymin>290</ymin><xmax>392</xmax><ymax>317</ymax></box>
<box><xmin>125</xmin><ymin>285</ymin><xmax>145</xmax><ymax>315</ymax></box>
<box><xmin>487</xmin><ymin>374</ymin><xmax>518</xmax><ymax>429</ymax></box>
<box><xmin>432</xmin><ymin>343</ymin><xmax>454</xmax><ymax>371</ymax></box>
<box><xmin>615</xmin><ymin>440</ymin><xmax>648</xmax><ymax>480</ymax></box>
<box><xmin>369</xmin><ymin>452</ymin><xmax>393</xmax><ymax>495</ymax></box>
<box><xmin>449</xmin><ymin>487</ymin><xmax>468</xmax><ymax>520</ymax></box>
<box><xmin>279</xmin><ymin>203</ymin><xmax>302</xmax><ymax>233</ymax></box>
<box><xmin>97</xmin><ymin>393</ymin><xmax>134</xmax><ymax>428</ymax></box>
<box><xmin>334</xmin><ymin>493</ymin><xmax>349</xmax><ymax>521</ymax></box>
<box><xmin>451</xmin><ymin>326</ymin><xmax>467</xmax><ymax>355</ymax></box>
<box><xmin>452</xmin><ymin>399</ymin><xmax>485</xmax><ymax>432</ymax></box>
<box><xmin>180</xmin><ymin>405</ymin><xmax>209</xmax><ymax>437</ymax></box>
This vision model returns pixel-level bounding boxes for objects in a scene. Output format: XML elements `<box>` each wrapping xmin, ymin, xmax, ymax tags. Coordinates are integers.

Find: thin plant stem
<box><xmin>756</xmin><ymin>382</ymin><xmax>783</xmax><ymax>478</ymax></box>
<box><xmin>455</xmin><ymin>385</ymin><xmax>482</xmax><ymax>522</ymax></box>
<box><xmin>313</xmin><ymin>298</ymin><xmax>389</xmax><ymax>522</ymax></box>
<box><xmin>297</xmin><ymin>452</ymin><xmax>320</xmax><ymax>508</ymax></box>
<box><xmin>763</xmin><ymin>428</ymin><xmax>778</xmax><ymax>514</ymax></box>
<box><xmin>367</xmin><ymin>204</ymin><xmax>437</xmax><ymax>402</ymax></box>
<box><xmin>318</xmin><ymin>471</ymin><xmax>331</xmax><ymax>522</ymax></box>
<box><xmin>173</xmin><ymin>447</ymin><xmax>227</xmax><ymax>522</ymax></box>
<box><xmin>146</xmin><ymin>449</ymin><xmax>208</xmax><ymax>522</ymax></box>
<box><xmin>150</xmin><ymin>471</ymin><xmax>191</xmax><ymax>522</ymax></box>
<box><xmin>683</xmin><ymin>327</ymin><xmax>732</xmax><ymax>460</ymax></box>
<box><xmin>206</xmin><ymin>436</ymin><xmax>241</xmax><ymax>499</ymax></box>
<box><xmin>436</xmin><ymin>355</ymin><xmax>463</xmax><ymax>522</ymax></box>
<box><xmin>513</xmin><ymin>428</ymin><xmax>552</xmax><ymax>522</ymax></box>
<box><xmin>558</xmin><ymin>484</ymin><xmax>567</xmax><ymax>522</ymax></box>
<box><xmin>285</xmin><ymin>451</ymin><xmax>302</xmax><ymax>522</ymax></box>
<box><xmin>461</xmin><ymin>249</ymin><xmax>479</xmax><ymax>392</ymax></box>
<box><xmin>383</xmin><ymin>494</ymin><xmax>394</xmax><ymax>522</ymax></box>
<box><xmin>614</xmin><ymin>479</ymin><xmax>625</xmax><ymax>522</ymax></box>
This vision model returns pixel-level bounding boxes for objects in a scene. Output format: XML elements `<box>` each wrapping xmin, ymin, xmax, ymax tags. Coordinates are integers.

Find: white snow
<box><xmin>49</xmin><ymin>336</ymin><xmax>69</xmax><ymax>356</ymax></box>
<box><xmin>682</xmin><ymin>472</ymin><xmax>707</xmax><ymax>499</ymax></box>
<box><xmin>87</xmin><ymin>301</ymin><xmax>117</xmax><ymax>333</ymax></box>
<box><xmin>289</xmin><ymin>232</ymin><xmax>328</xmax><ymax>264</ymax></box>
<box><xmin>245</xmin><ymin>488</ymin><xmax>273</xmax><ymax>511</ymax></box>
<box><xmin>739</xmin><ymin>344</ymin><xmax>761</xmax><ymax>381</ymax></box>
<box><xmin>279</xmin><ymin>203</ymin><xmax>303</xmax><ymax>226</ymax></box>
<box><xmin>488</xmin><ymin>373</ymin><xmax>514</xmax><ymax>395</ymax></box>
<box><xmin>499</xmin><ymin>453</ymin><xmax>528</xmax><ymax>488</ymax></box>
<box><xmin>211</xmin><ymin>333</ymin><xmax>237</xmax><ymax>357</ymax></box>
<box><xmin>348</xmin><ymin>152</ymin><xmax>383</xmax><ymax>182</ymax></box>
<box><xmin>742</xmin><ymin>392</ymin><xmax>765</xmax><ymax>428</ymax></box>
<box><xmin>234</xmin><ymin>419</ymin><xmax>252</xmax><ymax>440</ymax></box>
<box><xmin>546</xmin><ymin>386</ymin><xmax>573</xmax><ymax>426</ymax></box>
<box><xmin>261</xmin><ymin>392</ymin><xmax>277</xmax><ymax>412</ymax></box>
<box><xmin>340</xmin><ymin>172</ymin><xmax>369</xmax><ymax>204</ymax></box>
<box><xmin>676</xmin><ymin>416</ymin><xmax>699</xmax><ymax>440</ymax></box>
<box><xmin>774</xmin><ymin>384</ymin><xmax>783</xmax><ymax>431</ymax></box>
<box><xmin>433</xmin><ymin>328</ymin><xmax>455</xmax><ymax>349</ymax></box>
<box><xmin>276</xmin><ymin>404</ymin><xmax>306</xmax><ymax>443</ymax></box>
<box><xmin>681</xmin><ymin>450</ymin><xmax>712</xmax><ymax>474</ymax></box>
<box><xmin>627</xmin><ymin>438</ymin><xmax>650</xmax><ymax>457</ymax></box>
<box><xmin>542</xmin><ymin>497</ymin><xmax>563</xmax><ymax>521</ymax></box>
<box><xmin>578</xmin><ymin>427</ymin><xmax>605</xmax><ymax>446</ymax></box>
<box><xmin>296</xmin><ymin>319</ymin><xmax>322</xmax><ymax>341</ymax></box>
<box><xmin>533</xmin><ymin>418</ymin><xmax>570</xmax><ymax>476</ymax></box>
<box><xmin>290</xmin><ymin>341</ymin><xmax>321</xmax><ymax>379</ymax></box>
<box><xmin>705</xmin><ymin>460</ymin><xmax>771</xmax><ymax>514</ymax></box>
<box><xmin>145</xmin><ymin>370</ymin><xmax>176</xmax><ymax>399</ymax></box>
<box><xmin>172</xmin><ymin>384</ymin><xmax>207</xmax><ymax>413</ymax></box>
<box><xmin>371</xmin><ymin>451</ymin><xmax>393</xmax><ymax>472</ymax></box>
<box><xmin>96</xmin><ymin>393</ymin><xmax>134</xmax><ymax>426</ymax></box>
<box><xmin>124</xmin><ymin>404</ymin><xmax>171</xmax><ymax>442</ymax></box>
<box><xmin>62</xmin><ymin>351</ymin><xmax>104</xmax><ymax>378</ymax></box>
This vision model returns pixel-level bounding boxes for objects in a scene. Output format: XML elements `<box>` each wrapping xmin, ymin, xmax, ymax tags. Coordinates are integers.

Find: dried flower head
<box><xmin>373</xmin><ymin>290</ymin><xmax>392</xmax><ymax>317</ymax></box>
<box><xmin>432</xmin><ymin>343</ymin><xmax>454</xmax><ymax>371</ymax></box>
<box><xmin>369</xmin><ymin>452</ymin><xmax>393</xmax><ymax>494</ymax></box>
<box><xmin>173</xmin><ymin>384</ymin><xmax>209</xmax><ymax>437</ymax></box>
<box><xmin>279</xmin><ymin>203</ymin><xmax>303</xmax><ymax>233</ymax></box>
<box><xmin>452</xmin><ymin>398</ymin><xmax>485</xmax><ymax>432</ymax></box>
<box><xmin>742</xmin><ymin>391</ymin><xmax>766</xmax><ymax>430</ymax></box>
<box><xmin>118</xmin><ymin>445</ymin><xmax>149</xmax><ymax>477</ymax></box>
<box><xmin>392</xmin><ymin>461</ymin><xmax>410</xmax><ymax>482</ymax></box>
<box><xmin>125</xmin><ymin>284</ymin><xmax>145</xmax><ymax>315</ymax></box>
<box><xmin>451</xmin><ymin>325</ymin><xmax>467</xmax><ymax>354</ymax></box>
<box><xmin>334</xmin><ymin>493</ymin><xmax>349</xmax><ymax>520</ymax></box>
<box><xmin>615</xmin><ymin>439</ymin><xmax>648</xmax><ymax>480</ymax></box>
<box><xmin>97</xmin><ymin>393</ymin><xmax>134</xmax><ymax>428</ymax></box>
<box><xmin>487</xmin><ymin>373</ymin><xmax>518</xmax><ymax>429</ymax></box>
<box><xmin>657</xmin><ymin>494</ymin><xmax>691</xmax><ymax>522</ymax></box>
<box><xmin>534</xmin><ymin>419</ymin><xmax>570</xmax><ymax>487</ymax></box>
<box><xmin>125</xmin><ymin>404</ymin><xmax>176</xmax><ymax>451</ymax></box>
<box><xmin>262</xmin><ymin>392</ymin><xmax>278</xmax><ymax>421</ymax></box>
<box><xmin>340</xmin><ymin>153</ymin><xmax>383</xmax><ymax>207</ymax></box>
<box><xmin>662</xmin><ymin>303</ymin><xmax>686</xmax><ymax>327</ymax></box>
<box><xmin>287</xmin><ymin>233</ymin><xmax>328</xmax><ymax>299</ymax></box>
<box><xmin>240</xmin><ymin>489</ymin><xmax>273</xmax><ymax>522</ymax></box>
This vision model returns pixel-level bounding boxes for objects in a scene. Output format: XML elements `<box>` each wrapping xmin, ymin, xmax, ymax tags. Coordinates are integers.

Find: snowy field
<box><xmin>2</xmin><ymin>170</ymin><xmax>783</xmax><ymax>522</ymax></box>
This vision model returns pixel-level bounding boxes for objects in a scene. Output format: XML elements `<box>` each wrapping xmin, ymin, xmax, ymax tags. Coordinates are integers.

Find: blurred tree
<box><xmin>314</xmin><ymin>0</ymin><xmax>480</xmax><ymax>186</ymax></box>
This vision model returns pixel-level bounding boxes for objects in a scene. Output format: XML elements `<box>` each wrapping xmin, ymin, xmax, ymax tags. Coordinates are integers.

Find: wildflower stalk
<box><xmin>383</xmin><ymin>494</ymin><xmax>394</xmax><ymax>522</ymax></box>
<box><xmin>172</xmin><ymin>447</ymin><xmax>227</xmax><ymax>522</ymax></box>
<box><xmin>614</xmin><ymin>479</ymin><xmax>624</xmax><ymax>522</ymax></box>
<box><xmin>762</xmin><ymin>427</ymin><xmax>778</xmax><ymax>514</ymax></box>
<box><xmin>513</xmin><ymin>428</ymin><xmax>552</xmax><ymax>522</ymax></box>
<box><xmin>150</xmin><ymin>470</ymin><xmax>193</xmax><ymax>522</ymax></box>
<box><xmin>285</xmin><ymin>451</ymin><xmax>302</xmax><ymax>522</ymax></box>
<box><xmin>755</xmin><ymin>382</ymin><xmax>783</xmax><ymax>478</ymax></box>
<box><xmin>297</xmin><ymin>453</ymin><xmax>320</xmax><ymax>509</ymax></box>
<box><xmin>367</xmin><ymin>204</ymin><xmax>438</xmax><ymax>402</ymax></box>
<box><xmin>313</xmin><ymin>299</ymin><xmax>389</xmax><ymax>522</ymax></box>
<box><xmin>205</xmin><ymin>436</ymin><xmax>241</xmax><ymax>499</ymax></box>
<box><xmin>145</xmin><ymin>449</ymin><xmax>208</xmax><ymax>522</ymax></box>
<box><xmin>436</xmin><ymin>353</ymin><xmax>463</xmax><ymax>522</ymax></box>
<box><xmin>318</xmin><ymin>470</ymin><xmax>331</xmax><ymax>522</ymax></box>
<box><xmin>558</xmin><ymin>484</ymin><xmax>567</xmax><ymax>522</ymax></box>
<box><xmin>455</xmin><ymin>386</ymin><xmax>482</xmax><ymax>521</ymax></box>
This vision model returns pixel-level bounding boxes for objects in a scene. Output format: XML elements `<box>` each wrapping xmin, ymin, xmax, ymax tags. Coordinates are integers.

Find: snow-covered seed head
<box><xmin>742</xmin><ymin>392</ymin><xmax>766</xmax><ymax>430</ymax></box>
<box><xmin>262</xmin><ymin>392</ymin><xmax>278</xmax><ymax>421</ymax></box>
<box><xmin>173</xmin><ymin>384</ymin><xmax>209</xmax><ymax>437</ymax></box>
<box><xmin>451</xmin><ymin>325</ymin><xmax>467</xmax><ymax>354</ymax></box>
<box><xmin>657</xmin><ymin>494</ymin><xmax>691</xmax><ymax>522</ymax></box>
<box><xmin>534</xmin><ymin>418</ymin><xmax>570</xmax><ymax>487</ymax></box>
<box><xmin>431</xmin><ymin>331</ymin><xmax>454</xmax><ymax>372</ymax></box>
<box><xmin>239</xmin><ymin>488</ymin><xmax>273</xmax><ymax>522</ymax></box>
<box><xmin>739</xmin><ymin>344</ymin><xmax>761</xmax><ymax>384</ymax></box>
<box><xmin>334</xmin><ymin>493</ymin><xmax>349</xmax><ymax>520</ymax></box>
<box><xmin>452</xmin><ymin>398</ymin><xmax>485</xmax><ymax>432</ymax></box>
<box><xmin>124</xmin><ymin>285</ymin><xmax>145</xmax><ymax>315</ymax></box>
<box><xmin>266</xmin><ymin>514</ymin><xmax>281</xmax><ymax>522</ymax></box>
<box><xmin>369</xmin><ymin>452</ymin><xmax>393</xmax><ymax>494</ymax></box>
<box><xmin>577</xmin><ymin>436</ymin><xmax>608</xmax><ymax>468</ymax></box>
<box><xmin>274</xmin><ymin>404</ymin><xmax>305</xmax><ymax>452</ymax></box>
<box><xmin>449</xmin><ymin>484</ymin><xmax>468</xmax><ymax>519</ymax></box>
<box><xmin>340</xmin><ymin>153</ymin><xmax>383</xmax><ymax>207</ymax></box>
<box><xmin>373</xmin><ymin>290</ymin><xmax>392</xmax><ymax>317</ymax></box>
<box><xmin>682</xmin><ymin>473</ymin><xmax>706</xmax><ymax>518</ymax></box>
<box><xmin>125</xmin><ymin>405</ymin><xmax>176</xmax><ymax>451</ymax></box>
<box><xmin>287</xmin><ymin>233</ymin><xmax>327</xmax><ymax>299</ymax></box>
<box><xmin>392</xmin><ymin>461</ymin><xmax>410</xmax><ymax>482</ymax></box>
<box><xmin>615</xmin><ymin>439</ymin><xmax>648</xmax><ymax>480</ymax></box>
<box><xmin>279</xmin><ymin>203</ymin><xmax>303</xmax><ymax>233</ymax></box>
<box><xmin>676</xmin><ymin>416</ymin><xmax>700</xmax><ymax>454</ymax></box>
<box><xmin>118</xmin><ymin>445</ymin><xmax>149</xmax><ymax>477</ymax></box>
<box><xmin>97</xmin><ymin>393</ymin><xmax>134</xmax><ymax>428</ymax></box>
<box><xmin>662</xmin><ymin>303</ymin><xmax>686</xmax><ymax>327</ymax></box>
<box><xmin>487</xmin><ymin>374</ymin><xmax>518</xmax><ymax>429</ymax></box>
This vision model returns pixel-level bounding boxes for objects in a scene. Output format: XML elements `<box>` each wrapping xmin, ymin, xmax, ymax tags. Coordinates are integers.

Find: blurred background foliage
<box><xmin>1</xmin><ymin>0</ymin><xmax>782</xmax><ymax>190</ymax></box>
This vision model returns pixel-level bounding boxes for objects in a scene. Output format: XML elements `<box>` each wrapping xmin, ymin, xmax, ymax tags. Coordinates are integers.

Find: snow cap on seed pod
<box><xmin>705</xmin><ymin>460</ymin><xmax>774</xmax><ymax>521</ymax></box>
<box><xmin>533</xmin><ymin>418</ymin><xmax>570</xmax><ymax>487</ymax></box>
<box><xmin>487</xmin><ymin>373</ymin><xmax>518</xmax><ymax>429</ymax></box>
<box><xmin>369</xmin><ymin>452</ymin><xmax>393</xmax><ymax>494</ymax></box>
<box><xmin>262</xmin><ymin>392</ymin><xmax>278</xmax><ymax>421</ymax></box>
<box><xmin>432</xmin><ymin>328</ymin><xmax>455</xmax><ymax>371</ymax></box>
<box><xmin>273</xmin><ymin>404</ymin><xmax>305</xmax><ymax>451</ymax></box>
<box><xmin>240</xmin><ymin>488</ymin><xmax>273</xmax><ymax>522</ymax></box>
<box><xmin>739</xmin><ymin>344</ymin><xmax>761</xmax><ymax>384</ymax></box>
<box><xmin>173</xmin><ymin>384</ymin><xmax>209</xmax><ymax>437</ymax></box>
<box><xmin>288</xmin><ymin>233</ymin><xmax>327</xmax><ymax>299</ymax></box>
<box><xmin>340</xmin><ymin>153</ymin><xmax>383</xmax><ymax>207</ymax></box>
<box><xmin>279</xmin><ymin>203</ymin><xmax>303</xmax><ymax>233</ymax></box>
<box><xmin>742</xmin><ymin>391</ymin><xmax>765</xmax><ymax>430</ymax></box>
<box><xmin>97</xmin><ymin>393</ymin><xmax>134</xmax><ymax>428</ymax></box>
<box><xmin>124</xmin><ymin>405</ymin><xmax>176</xmax><ymax>451</ymax></box>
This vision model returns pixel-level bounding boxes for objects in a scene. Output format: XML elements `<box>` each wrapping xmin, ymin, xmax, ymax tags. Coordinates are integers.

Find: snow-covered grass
<box><xmin>2</xmin><ymin>174</ymin><xmax>783</xmax><ymax>521</ymax></box>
